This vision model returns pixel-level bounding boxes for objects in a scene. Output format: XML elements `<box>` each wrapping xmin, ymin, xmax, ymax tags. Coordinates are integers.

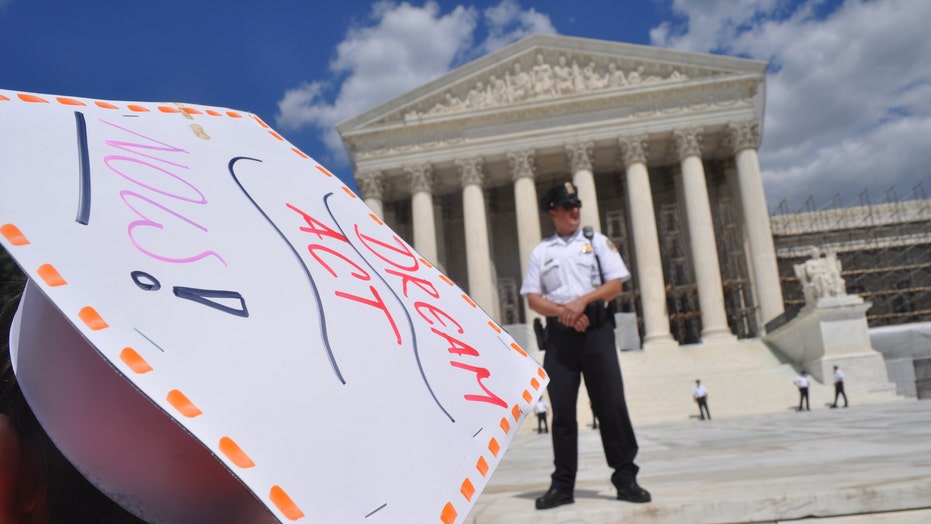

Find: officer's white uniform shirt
<box><xmin>834</xmin><ymin>369</ymin><xmax>844</xmax><ymax>383</ymax></box>
<box><xmin>693</xmin><ymin>384</ymin><xmax>708</xmax><ymax>398</ymax></box>
<box><xmin>520</xmin><ymin>228</ymin><xmax>630</xmax><ymax>303</ymax></box>
<box><xmin>795</xmin><ymin>375</ymin><xmax>810</xmax><ymax>388</ymax></box>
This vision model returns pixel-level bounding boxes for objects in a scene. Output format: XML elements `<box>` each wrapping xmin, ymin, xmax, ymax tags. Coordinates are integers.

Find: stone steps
<box><xmin>518</xmin><ymin>336</ymin><xmax>902</xmax><ymax>434</ymax></box>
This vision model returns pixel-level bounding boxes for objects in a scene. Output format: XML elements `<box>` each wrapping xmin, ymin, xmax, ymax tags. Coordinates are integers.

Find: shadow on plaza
<box><xmin>513</xmin><ymin>488</ymin><xmax>605</xmax><ymax>502</ymax></box>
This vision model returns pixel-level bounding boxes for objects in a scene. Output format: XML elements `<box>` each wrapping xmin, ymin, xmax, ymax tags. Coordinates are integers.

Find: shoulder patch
<box><xmin>606</xmin><ymin>239</ymin><xmax>619</xmax><ymax>252</ymax></box>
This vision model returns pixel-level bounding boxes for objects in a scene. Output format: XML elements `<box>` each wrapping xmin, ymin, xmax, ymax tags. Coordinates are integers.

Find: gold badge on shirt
<box><xmin>582</xmin><ymin>243</ymin><xmax>593</xmax><ymax>254</ymax></box>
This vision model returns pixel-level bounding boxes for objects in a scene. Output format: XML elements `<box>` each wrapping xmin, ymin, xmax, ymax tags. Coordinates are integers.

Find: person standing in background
<box><xmin>795</xmin><ymin>370</ymin><xmax>811</xmax><ymax>411</ymax></box>
<box><xmin>831</xmin><ymin>366</ymin><xmax>848</xmax><ymax>408</ymax></box>
<box><xmin>535</xmin><ymin>397</ymin><xmax>550</xmax><ymax>433</ymax></box>
<box><xmin>693</xmin><ymin>379</ymin><xmax>711</xmax><ymax>420</ymax></box>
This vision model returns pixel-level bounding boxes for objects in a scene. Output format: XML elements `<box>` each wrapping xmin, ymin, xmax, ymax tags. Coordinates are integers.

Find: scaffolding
<box><xmin>658</xmin><ymin>203</ymin><xmax>702</xmax><ymax>344</ymax></box>
<box><xmin>771</xmin><ymin>182</ymin><xmax>931</xmax><ymax>327</ymax></box>
<box><xmin>603</xmin><ymin>194</ymin><xmax>760</xmax><ymax>345</ymax></box>
<box><xmin>714</xmin><ymin>196</ymin><xmax>759</xmax><ymax>338</ymax></box>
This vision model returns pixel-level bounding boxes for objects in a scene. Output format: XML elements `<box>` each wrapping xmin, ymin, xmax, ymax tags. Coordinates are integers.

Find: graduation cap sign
<box><xmin>0</xmin><ymin>89</ymin><xmax>547</xmax><ymax>523</ymax></box>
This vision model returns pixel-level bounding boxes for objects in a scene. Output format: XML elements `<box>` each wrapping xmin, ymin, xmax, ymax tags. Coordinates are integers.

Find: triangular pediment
<box><xmin>337</xmin><ymin>34</ymin><xmax>767</xmax><ymax>134</ymax></box>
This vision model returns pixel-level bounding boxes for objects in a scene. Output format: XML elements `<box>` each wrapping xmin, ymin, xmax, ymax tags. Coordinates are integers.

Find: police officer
<box><xmin>520</xmin><ymin>182</ymin><xmax>651</xmax><ymax>510</ymax></box>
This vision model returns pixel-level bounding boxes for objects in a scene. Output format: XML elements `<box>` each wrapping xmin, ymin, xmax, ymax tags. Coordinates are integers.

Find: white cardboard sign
<box><xmin>0</xmin><ymin>89</ymin><xmax>547</xmax><ymax>523</ymax></box>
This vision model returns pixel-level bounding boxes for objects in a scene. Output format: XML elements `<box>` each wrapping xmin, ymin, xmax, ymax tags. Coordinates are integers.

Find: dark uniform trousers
<box><xmin>543</xmin><ymin>319</ymin><xmax>639</xmax><ymax>492</ymax></box>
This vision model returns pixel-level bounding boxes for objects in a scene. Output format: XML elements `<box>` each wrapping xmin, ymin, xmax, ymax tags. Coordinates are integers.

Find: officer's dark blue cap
<box><xmin>540</xmin><ymin>182</ymin><xmax>582</xmax><ymax>213</ymax></box>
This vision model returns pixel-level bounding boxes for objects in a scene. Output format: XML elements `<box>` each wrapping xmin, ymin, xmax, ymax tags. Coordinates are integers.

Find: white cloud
<box><xmin>276</xmin><ymin>1</ymin><xmax>477</xmax><ymax>160</ymax></box>
<box><xmin>651</xmin><ymin>0</ymin><xmax>931</xmax><ymax>210</ymax></box>
<box><xmin>651</xmin><ymin>0</ymin><xmax>790</xmax><ymax>53</ymax></box>
<box><xmin>275</xmin><ymin>0</ymin><xmax>556</xmax><ymax>165</ymax></box>
<box><xmin>480</xmin><ymin>0</ymin><xmax>557</xmax><ymax>55</ymax></box>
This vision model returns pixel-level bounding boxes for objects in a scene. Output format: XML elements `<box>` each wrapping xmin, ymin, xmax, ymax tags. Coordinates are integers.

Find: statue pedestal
<box><xmin>764</xmin><ymin>295</ymin><xmax>893</xmax><ymax>389</ymax></box>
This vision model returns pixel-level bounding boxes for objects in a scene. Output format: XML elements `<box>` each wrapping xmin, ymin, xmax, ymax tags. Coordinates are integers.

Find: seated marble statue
<box><xmin>553</xmin><ymin>55</ymin><xmax>574</xmax><ymax>94</ymax></box>
<box><xmin>508</xmin><ymin>62</ymin><xmax>531</xmax><ymax>102</ymax></box>
<box><xmin>794</xmin><ymin>246</ymin><xmax>847</xmax><ymax>304</ymax></box>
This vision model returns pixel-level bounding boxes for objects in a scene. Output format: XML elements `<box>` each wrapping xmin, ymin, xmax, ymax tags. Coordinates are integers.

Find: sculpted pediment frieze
<box><xmin>409</xmin><ymin>55</ymin><xmax>690</xmax><ymax>119</ymax></box>
<box><xmin>377</xmin><ymin>49</ymin><xmax>736</xmax><ymax>126</ymax></box>
<box><xmin>337</xmin><ymin>34</ymin><xmax>768</xmax><ymax>161</ymax></box>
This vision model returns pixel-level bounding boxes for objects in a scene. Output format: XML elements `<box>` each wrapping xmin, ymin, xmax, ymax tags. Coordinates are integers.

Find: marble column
<box><xmin>566</xmin><ymin>140</ymin><xmax>601</xmax><ymax>233</ymax></box>
<box><xmin>456</xmin><ymin>157</ymin><xmax>497</xmax><ymax>317</ymax></box>
<box><xmin>357</xmin><ymin>170</ymin><xmax>384</xmax><ymax>218</ymax></box>
<box><xmin>508</xmin><ymin>149</ymin><xmax>543</xmax><ymax>323</ymax></box>
<box><xmin>507</xmin><ymin>149</ymin><xmax>542</xmax><ymax>278</ymax></box>
<box><xmin>619</xmin><ymin>135</ymin><xmax>676</xmax><ymax>349</ymax></box>
<box><xmin>406</xmin><ymin>164</ymin><xmax>438</xmax><ymax>265</ymax></box>
<box><xmin>671</xmin><ymin>127</ymin><xmax>735</xmax><ymax>341</ymax></box>
<box><xmin>726</xmin><ymin>120</ymin><xmax>785</xmax><ymax>328</ymax></box>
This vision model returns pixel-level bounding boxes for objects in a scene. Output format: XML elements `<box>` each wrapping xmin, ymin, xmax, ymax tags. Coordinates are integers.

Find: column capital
<box><xmin>507</xmin><ymin>149</ymin><xmax>537</xmax><ymax>182</ymax></box>
<box><xmin>724</xmin><ymin>120</ymin><xmax>760</xmax><ymax>155</ymax></box>
<box><xmin>618</xmin><ymin>134</ymin><xmax>650</xmax><ymax>167</ymax></box>
<box><xmin>671</xmin><ymin>126</ymin><xmax>704</xmax><ymax>161</ymax></box>
<box><xmin>455</xmin><ymin>157</ymin><xmax>485</xmax><ymax>188</ymax></box>
<box><xmin>565</xmin><ymin>140</ymin><xmax>594</xmax><ymax>172</ymax></box>
<box><xmin>405</xmin><ymin>163</ymin><xmax>434</xmax><ymax>194</ymax></box>
<box><xmin>357</xmin><ymin>170</ymin><xmax>384</xmax><ymax>201</ymax></box>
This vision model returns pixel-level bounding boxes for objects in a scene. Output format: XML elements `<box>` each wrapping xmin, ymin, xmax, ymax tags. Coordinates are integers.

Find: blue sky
<box><xmin>2</xmin><ymin>0</ymin><xmax>929</xmax><ymax>211</ymax></box>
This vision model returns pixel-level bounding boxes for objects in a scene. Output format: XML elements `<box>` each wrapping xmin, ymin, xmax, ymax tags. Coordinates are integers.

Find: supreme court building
<box><xmin>336</xmin><ymin>34</ymin><xmax>785</xmax><ymax>349</ymax></box>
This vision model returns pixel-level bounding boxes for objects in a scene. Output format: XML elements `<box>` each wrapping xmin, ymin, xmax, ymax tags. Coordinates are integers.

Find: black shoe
<box><xmin>830</xmin><ymin>404</ymin><xmax>837</xmax><ymax>409</ymax></box>
<box><xmin>535</xmin><ymin>487</ymin><xmax>574</xmax><ymax>510</ymax></box>
<box><xmin>616</xmin><ymin>481</ymin><xmax>651</xmax><ymax>503</ymax></box>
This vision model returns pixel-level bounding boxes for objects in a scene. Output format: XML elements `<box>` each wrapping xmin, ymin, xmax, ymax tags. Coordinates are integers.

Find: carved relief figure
<box><xmin>627</xmin><ymin>65</ymin><xmax>643</xmax><ymax>85</ymax></box>
<box><xmin>488</xmin><ymin>75</ymin><xmax>508</xmax><ymax>104</ymax></box>
<box><xmin>583</xmin><ymin>61</ymin><xmax>603</xmax><ymax>90</ymax></box>
<box><xmin>553</xmin><ymin>54</ymin><xmax>574</xmax><ymax>95</ymax></box>
<box><xmin>508</xmin><ymin>62</ymin><xmax>532</xmax><ymax>102</ymax></box>
<box><xmin>429</xmin><ymin>91</ymin><xmax>464</xmax><ymax>113</ymax></box>
<box><xmin>532</xmin><ymin>53</ymin><xmax>556</xmax><ymax>97</ymax></box>
<box><xmin>642</xmin><ymin>69</ymin><xmax>662</xmax><ymax>84</ymax></box>
<box><xmin>794</xmin><ymin>247</ymin><xmax>847</xmax><ymax>304</ymax></box>
<box><xmin>606</xmin><ymin>62</ymin><xmax>627</xmax><ymax>88</ymax></box>
<box><xmin>448</xmin><ymin>91</ymin><xmax>465</xmax><ymax>111</ymax></box>
<box><xmin>571</xmin><ymin>60</ymin><xmax>586</xmax><ymax>92</ymax></box>
<box><xmin>466</xmin><ymin>81</ymin><xmax>488</xmax><ymax>109</ymax></box>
